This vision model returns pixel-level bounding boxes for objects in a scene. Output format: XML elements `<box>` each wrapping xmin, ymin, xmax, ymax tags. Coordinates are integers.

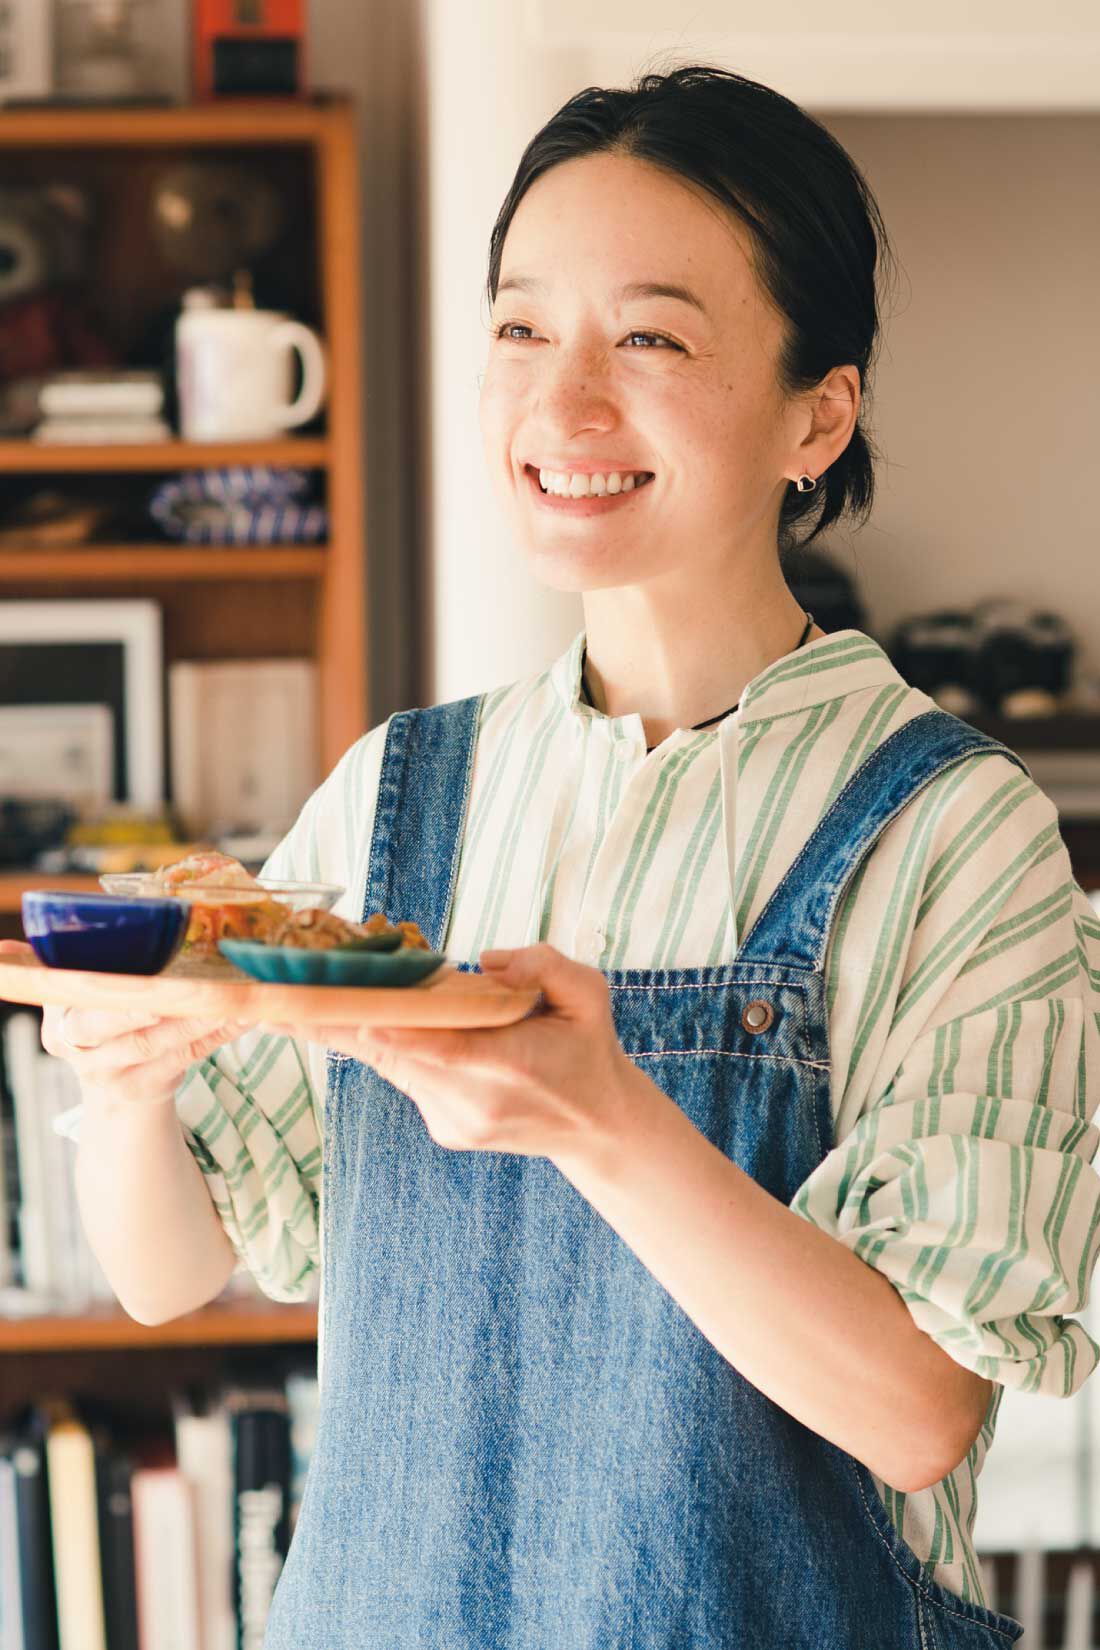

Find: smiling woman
<box><xmin>47</xmin><ymin>64</ymin><xmax>1100</xmax><ymax>1650</ymax></box>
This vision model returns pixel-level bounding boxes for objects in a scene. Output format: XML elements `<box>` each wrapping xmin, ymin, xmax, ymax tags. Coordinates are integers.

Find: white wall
<box><xmin>820</xmin><ymin>113</ymin><xmax>1100</xmax><ymax>672</ymax></box>
<box><xmin>420</xmin><ymin>0</ymin><xmax>600</xmax><ymax>704</ymax></box>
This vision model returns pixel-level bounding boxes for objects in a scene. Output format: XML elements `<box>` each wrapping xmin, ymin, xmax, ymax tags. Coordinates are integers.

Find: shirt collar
<box><xmin>550</xmin><ymin>628</ymin><xmax>906</xmax><ymax>730</ymax></box>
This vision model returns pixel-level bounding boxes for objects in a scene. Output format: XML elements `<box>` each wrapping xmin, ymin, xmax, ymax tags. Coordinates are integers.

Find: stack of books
<box><xmin>0</xmin><ymin>1371</ymin><xmax>318</xmax><ymax>1650</ymax></box>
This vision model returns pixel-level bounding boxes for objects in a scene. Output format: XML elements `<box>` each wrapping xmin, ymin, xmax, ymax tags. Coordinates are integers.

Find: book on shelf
<box><xmin>0</xmin><ymin>1372</ymin><xmax>316</xmax><ymax>1650</ymax></box>
<box><xmin>229</xmin><ymin>1385</ymin><xmax>292</xmax><ymax>1650</ymax></box>
<box><xmin>285</xmin><ymin>1370</ymin><xmax>319</xmax><ymax>1537</ymax></box>
<box><xmin>131</xmin><ymin>1450</ymin><xmax>203</xmax><ymax>1650</ymax></box>
<box><xmin>174</xmin><ymin>1394</ymin><xmax>236</xmax><ymax>1650</ymax></box>
<box><xmin>2</xmin><ymin>1410</ymin><xmax>60</xmax><ymax>1650</ymax></box>
<box><xmin>1</xmin><ymin>1012</ymin><xmax>115</xmax><ymax>1314</ymax></box>
<box><xmin>92</xmin><ymin>1431</ymin><xmax>139</xmax><ymax>1650</ymax></box>
<box><xmin>44</xmin><ymin>1403</ymin><xmax>109</xmax><ymax>1650</ymax></box>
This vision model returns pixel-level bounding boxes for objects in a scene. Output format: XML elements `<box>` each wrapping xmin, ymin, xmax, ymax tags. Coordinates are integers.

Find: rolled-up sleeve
<box><xmin>172</xmin><ymin>719</ymin><xmax>390</xmax><ymax>1300</ymax></box>
<box><xmin>794</xmin><ymin>838</ymin><xmax>1100</xmax><ymax>1397</ymax></box>
<box><xmin>55</xmin><ymin>719</ymin><xmax>390</xmax><ymax>1304</ymax></box>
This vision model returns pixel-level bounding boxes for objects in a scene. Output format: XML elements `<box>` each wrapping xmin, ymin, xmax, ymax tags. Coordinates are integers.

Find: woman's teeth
<box><xmin>537</xmin><ymin>468</ymin><xmax>649</xmax><ymax>498</ymax></box>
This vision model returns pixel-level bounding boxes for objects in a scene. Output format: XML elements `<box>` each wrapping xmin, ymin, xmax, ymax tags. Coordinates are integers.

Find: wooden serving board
<box><xmin>0</xmin><ymin>954</ymin><xmax>540</xmax><ymax>1030</ymax></box>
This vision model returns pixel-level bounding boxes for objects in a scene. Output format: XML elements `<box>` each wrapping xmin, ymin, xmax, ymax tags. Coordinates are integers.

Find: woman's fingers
<box><xmin>85</xmin><ymin>1025</ymin><xmax>248</xmax><ymax>1107</ymax></box>
<box><xmin>0</xmin><ymin>939</ymin><xmax>32</xmax><ymax>956</ymax></box>
<box><xmin>70</xmin><ymin>1015</ymin><xmax>247</xmax><ymax>1077</ymax></box>
<box><xmin>42</xmin><ymin>1005</ymin><xmax>161</xmax><ymax>1059</ymax></box>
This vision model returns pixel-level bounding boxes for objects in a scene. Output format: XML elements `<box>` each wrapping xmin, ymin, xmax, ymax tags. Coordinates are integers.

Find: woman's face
<box><xmin>479</xmin><ymin>150</ymin><xmax>807</xmax><ymax>594</ymax></box>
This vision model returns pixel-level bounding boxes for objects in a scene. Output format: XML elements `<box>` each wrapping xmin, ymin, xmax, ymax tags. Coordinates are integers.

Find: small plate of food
<box><xmin>219</xmin><ymin>908</ymin><xmax>447</xmax><ymax>987</ymax></box>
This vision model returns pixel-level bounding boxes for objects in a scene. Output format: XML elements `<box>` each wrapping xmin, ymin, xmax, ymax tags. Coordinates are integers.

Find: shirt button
<box><xmin>582</xmin><ymin>925</ymin><xmax>605</xmax><ymax>963</ymax></box>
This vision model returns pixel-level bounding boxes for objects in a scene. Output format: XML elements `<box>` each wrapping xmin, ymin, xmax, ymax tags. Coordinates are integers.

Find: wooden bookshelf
<box><xmin>0</xmin><ymin>544</ymin><xmax>327</xmax><ymax>583</ymax></box>
<box><xmin>0</xmin><ymin>872</ymin><xmax>99</xmax><ymax>913</ymax></box>
<box><xmin>0</xmin><ymin>437</ymin><xmax>330</xmax><ymax>473</ymax></box>
<box><xmin>0</xmin><ymin>100</ymin><xmax>354</xmax><ymax>1409</ymax></box>
<box><xmin>0</xmin><ymin>1298</ymin><xmax>317</xmax><ymax>1354</ymax></box>
<box><xmin>0</xmin><ymin>97</ymin><xmax>366</xmax><ymax>772</ymax></box>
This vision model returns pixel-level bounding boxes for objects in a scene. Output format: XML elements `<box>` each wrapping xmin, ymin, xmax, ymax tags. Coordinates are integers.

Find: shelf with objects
<box><xmin>0</xmin><ymin>99</ymin><xmax>346</xmax><ymax>1650</ymax></box>
<box><xmin>788</xmin><ymin>560</ymin><xmax>1100</xmax><ymax>891</ymax></box>
<box><xmin>909</xmin><ymin>618</ymin><xmax>1100</xmax><ymax>892</ymax></box>
<box><xmin>0</xmin><ymin>98</ymin><xmax>366</xmax><ymax>930</ymax></box>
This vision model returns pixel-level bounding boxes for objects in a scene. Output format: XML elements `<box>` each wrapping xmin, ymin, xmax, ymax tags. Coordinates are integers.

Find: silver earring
<box><xmin>795</xmin><ymin>474</ymin><xmax>816</xmax><ymax>493</ymax></box>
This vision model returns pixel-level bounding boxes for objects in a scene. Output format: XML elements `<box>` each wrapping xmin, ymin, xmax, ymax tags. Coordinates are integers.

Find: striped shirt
<box><xmin>157</xmin><ymin>629</ymin><xmax>1100</xmax><ymax>1603</ymax></box>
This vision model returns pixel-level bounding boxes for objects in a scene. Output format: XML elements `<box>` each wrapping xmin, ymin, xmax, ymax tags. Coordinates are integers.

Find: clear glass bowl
<box><xmin>98</xmin><ymin>874</ymin><xmax>346</xmax><ymax>958</ymax></box>
<box><xmin>99</xmin><ymin>873</ymin><xmax>344</xmax><ymax>910</ymax></box>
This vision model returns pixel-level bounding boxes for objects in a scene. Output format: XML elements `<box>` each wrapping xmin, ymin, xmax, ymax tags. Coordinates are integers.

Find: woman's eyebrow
<box><xmin>495</xmin><ymin>275</ymin><xmax>709</xmax><ymax>317</ymax></box>
<box><xmin>617</xmin><ymin>280</ymin><xmax>709</xmax><ymax>316</ymax></box>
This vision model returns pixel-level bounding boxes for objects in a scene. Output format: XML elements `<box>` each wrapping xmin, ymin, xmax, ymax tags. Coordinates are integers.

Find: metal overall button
<box><xmin>741</xmin><ymin>999</ymin><xmax>774</xmax><ymax>1034</ymax></box>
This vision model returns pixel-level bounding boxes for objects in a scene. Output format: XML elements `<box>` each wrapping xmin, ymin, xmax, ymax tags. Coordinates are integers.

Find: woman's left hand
<box><xmin>260</xmin><ymin>944</ymin><xmax>641</xmax><ymax>1164</ymax></box>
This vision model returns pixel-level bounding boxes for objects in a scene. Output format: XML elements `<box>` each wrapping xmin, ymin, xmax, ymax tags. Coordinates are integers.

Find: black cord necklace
<box><xmin>579</xmin><ymin>612</ymin><xmax>816</xmax><ymax>753</ymax></box>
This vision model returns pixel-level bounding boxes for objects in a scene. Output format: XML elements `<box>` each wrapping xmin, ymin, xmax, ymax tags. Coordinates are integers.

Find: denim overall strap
<box><xmin>736</xmin><ymin>709</ymin><xmax>1028</xmax><ymax>973</ymax></box>
<box><xmin>362</xmin><ymin>695</ymin><xmax>483</xmax><ymax>952</ymax></box>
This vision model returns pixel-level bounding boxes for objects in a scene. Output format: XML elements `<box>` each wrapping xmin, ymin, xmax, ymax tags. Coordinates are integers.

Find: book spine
<box><xmin>283</xmin><ymin>1373</ymin><xmax>319</xmax><ymax>1539</ymax></box>
<box><xmin>38</xmin><ymin>1057</ymin><xmax>89</xmax><ymax>1308</ymax></box>
<box><xmin>131</xmin><ymin>1467</ymin><xmax>203</xmax><ymax>1650</ymax></box>
<box><xmin>0</xmin><ymin>1449</ymin><xmax>24</xmax><ymax>1650</ymax></box>
<box><xmin>94</xmin><ymin>1442</ymin><xmax>140</xmax><ymax>1650</ymax></box>
<box><xmin>12</xmin><ymin>1426</ymin><xmax>60</xmax><ymax>1650</ymax></box>
<box><xmin>45</xmin><ymin>1416</ymin><xmax>108</xmax><ymax>1650</ymax></box>
<box><xmin>175</xmin><ymin>1407</ymin><xmax>237</xmax><ymax>1650</ymax></box>
<box><xmin>231</xmin><ymin>1396</ymin><xmax>290</xmax><ymax>1650</ymax></box>
<box><xmin>6</xmin><ymin>1015</ymin><xmax>51</xmax><ymax>1297</ymax></box>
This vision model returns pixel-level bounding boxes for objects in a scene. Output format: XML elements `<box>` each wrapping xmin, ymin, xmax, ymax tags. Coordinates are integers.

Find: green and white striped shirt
<box><xmin>175</xmin><ymin>627</ymin><xmax>1100</xmax><ymax>1605</ymax></box>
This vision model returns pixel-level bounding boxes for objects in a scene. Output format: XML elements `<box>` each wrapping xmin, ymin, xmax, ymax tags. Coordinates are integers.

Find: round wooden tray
<box><xmin>0</xmin><ymin>953</ymin><xmax>540</xmax><ymax>1029</ymax></box>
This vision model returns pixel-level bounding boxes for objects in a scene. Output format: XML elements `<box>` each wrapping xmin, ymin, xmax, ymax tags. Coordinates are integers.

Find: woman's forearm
<box><xmin>551</xmin><ymin>1067</ymin><xmax>992</xmax><ymax>1494</ymax></box>
<box><xmin>74</xmin><ymin>1091</ymin><xmax>238</xmax><ymax>1325</ymax></box>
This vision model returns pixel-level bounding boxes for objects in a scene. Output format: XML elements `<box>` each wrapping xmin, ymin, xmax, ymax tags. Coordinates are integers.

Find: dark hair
<box><xmin>487</xmin><ymin>65</ymin><xmax>896</xmax><ymax>552</ymax></box>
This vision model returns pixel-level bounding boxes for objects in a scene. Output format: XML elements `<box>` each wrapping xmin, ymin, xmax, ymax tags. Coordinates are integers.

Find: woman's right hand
<box><xmin>41</xmin><ymin>1002</ymin><xmax>248</xmax><ymax>1108</ymax></box>
<box><xmin>0</xmin><ymin>937</ymin><xmax>246</xmax><ymax>1107</ymax></box>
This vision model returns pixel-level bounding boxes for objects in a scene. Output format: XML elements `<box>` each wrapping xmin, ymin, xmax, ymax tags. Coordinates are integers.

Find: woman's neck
<box><xmin>581</xmin><ymin>576</ymin><xmax>820</xmax><ymax>748</ymax></box>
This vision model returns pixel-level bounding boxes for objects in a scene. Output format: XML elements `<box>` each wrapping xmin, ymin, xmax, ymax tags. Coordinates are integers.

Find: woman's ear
<box><xmin>793</xmin><ymin>364</ymin><xmax>862</xmax><ymax>479</ymax></box>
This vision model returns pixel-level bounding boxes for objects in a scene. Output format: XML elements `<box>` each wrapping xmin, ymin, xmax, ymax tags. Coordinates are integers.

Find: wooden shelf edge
<box><xmin>0</xmin><ymin>544</ymin><xmax>327</xmax><ymax>583</ymax></box>
<box><xmin>0</xmin><ymin>438</ymin><xmax>330</xmax><ymax>473</ymax></box>
<box><xmin>0</xmin><ymin>872</ymin><xmax>100</xmax><ymax>913</ymax></box>
<box><xmin>0</xmin><ymin>97</ymin><xmax>351</xmax><ymax>148</ymax></box>
<box><xmin>0</xmin><ymin>1298</ymin><xmax>318</xmax><ymax>1352</ymax></box>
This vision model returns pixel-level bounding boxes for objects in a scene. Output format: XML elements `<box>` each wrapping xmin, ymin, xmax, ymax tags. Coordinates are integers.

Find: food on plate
<box><xmin>145</xmin><ymin>852</ymin><xmax>293</xmax><ymax>956</ymax></box>
<box><xmin>260</xmin><ymin>907</ymin><xmax>432</xmax><ymax>953</ymax></box>
<box><xmin>138</xmin><ymin>851</ymin><xmax>431</xmax><ymax>959</ymax></box>
<box><xmin>154</xmin><ymin>850</ymin><xmax>264</xmax><ymax>892</ymax></box>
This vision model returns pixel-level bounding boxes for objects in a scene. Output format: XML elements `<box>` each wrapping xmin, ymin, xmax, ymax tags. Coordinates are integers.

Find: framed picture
<box><xmin>0</xmin><ymin>601</ymin><xmax>163</xmax><ymax>809</ymax></box>
<box><xmin>0</xmin><ymin>704</ymin><xmax>114</xmax><ymax>809</ymax></box>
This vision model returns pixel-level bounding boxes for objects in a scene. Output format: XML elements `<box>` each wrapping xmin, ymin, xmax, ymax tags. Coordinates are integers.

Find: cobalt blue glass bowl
<box><xmin>22</xmin><ymin>890</ymin><xmax>188</xmax><ymax>975</ymax></box>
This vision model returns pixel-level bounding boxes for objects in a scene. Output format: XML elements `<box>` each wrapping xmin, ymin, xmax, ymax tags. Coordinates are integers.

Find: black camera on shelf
<box><xmin>890</xmin><ymin>604</ymin><xmax>1075</xmax><ymax>719</ymax></box>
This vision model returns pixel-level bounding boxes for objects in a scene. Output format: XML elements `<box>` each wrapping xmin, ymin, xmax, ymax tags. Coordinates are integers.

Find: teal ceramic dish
<box><xmin>218</xmin><ymin>938</ymin><xmax>448</xmax><ymax>988</ymax></box>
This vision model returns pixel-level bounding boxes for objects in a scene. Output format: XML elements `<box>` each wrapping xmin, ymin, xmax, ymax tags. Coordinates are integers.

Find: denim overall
<box><xmin>265</xmin><ymin>700</ymin><xmax>1027</xmax><ymax>1650</ymax></box>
